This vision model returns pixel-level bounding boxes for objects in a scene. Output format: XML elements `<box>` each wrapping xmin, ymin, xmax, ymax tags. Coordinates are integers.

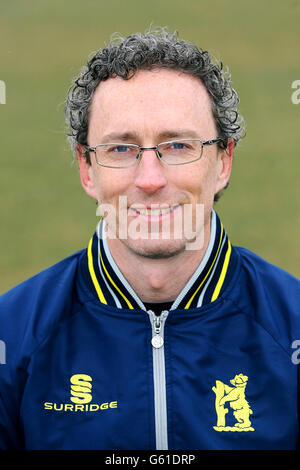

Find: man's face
<box><xmin>78</xmin><ymin>68</ymin><xmax>232</xmax><ymax>259</ymax></box>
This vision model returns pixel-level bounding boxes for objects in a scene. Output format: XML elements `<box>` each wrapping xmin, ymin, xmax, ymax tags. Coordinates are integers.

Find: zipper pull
<box><xmin>152</xmin><ymin>316</ymin><xmax>164</xmax><ymax>349</ymax></box>
<box><xmin>148</xmin><ymin>310</ymin><xmax>169</xmax><ymax>349</ymax></box>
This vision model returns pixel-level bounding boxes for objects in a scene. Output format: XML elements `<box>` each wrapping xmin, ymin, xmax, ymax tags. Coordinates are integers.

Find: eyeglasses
<box><xmin>84</xmin><ymin>138</ymin><xmax>223</xmax><ymax>169</ymax></box>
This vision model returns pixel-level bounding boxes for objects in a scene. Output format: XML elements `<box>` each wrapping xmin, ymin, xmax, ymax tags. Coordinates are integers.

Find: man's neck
<box><xmin>106</xmin><ymin>221</ymin><xmax>211</xmax><ymax>304</ymax></box>
<box><xmin>85</xmin><ymin>210</ymin><xmax>233</xmax><ymax>310</ymax></box>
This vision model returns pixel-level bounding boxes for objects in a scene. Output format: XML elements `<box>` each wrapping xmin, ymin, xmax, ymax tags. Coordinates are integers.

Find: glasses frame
<box><xmin>84</xmin><ymin>137</ymin><xmax>223</xmax><ymax>169</ymax></box>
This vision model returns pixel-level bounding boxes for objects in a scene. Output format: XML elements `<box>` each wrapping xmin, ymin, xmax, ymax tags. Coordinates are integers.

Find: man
<box><xmin>0</xmin><ymin>28</ymin><xmax>300</xmax><ymax>450</ymax></box>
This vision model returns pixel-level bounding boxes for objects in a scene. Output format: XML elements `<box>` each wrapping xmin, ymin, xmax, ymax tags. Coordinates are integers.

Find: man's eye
<box><xmin>170</xmin><ymin>142</ymin><xmax>187</xmax><ymax>150</ymax></box>
<box><xmin>114</xmin><ymin>145</ymin><xmax>131</xmax><ymax>153</ymax></box>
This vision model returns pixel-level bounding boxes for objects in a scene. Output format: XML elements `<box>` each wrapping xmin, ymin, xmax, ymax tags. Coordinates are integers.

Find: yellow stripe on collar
<box><xmin>100</xmin><ymin>253</ymin><xmax>134</xmax><ymax>310</ymax></box>
<box><xmin>88</xmin><ymin>237</ymin><xmax>107</xmax><ymax>304</ymax></box>
<box><xmin>184</xmin><ymin>223</ymin><xmax>224</xmax><ymax>309</ymax></box>
<box><xmin>211</xmin><ymin>240</ymin><xmax>232</xmax><ymax>302</ymax></box>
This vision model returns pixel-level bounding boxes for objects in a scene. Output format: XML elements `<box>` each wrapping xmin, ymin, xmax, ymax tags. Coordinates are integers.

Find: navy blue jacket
<box><xmin>1</xmin><ymin>216</ymin><xmax>300</xmax><ymax>450</ymax></box>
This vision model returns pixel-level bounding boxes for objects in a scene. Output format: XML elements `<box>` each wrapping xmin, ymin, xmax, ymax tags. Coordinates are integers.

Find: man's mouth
<box><xmin>129</xmin><ymin>204</ymin><xmax>181</xmax><ymax>220</ymax></box>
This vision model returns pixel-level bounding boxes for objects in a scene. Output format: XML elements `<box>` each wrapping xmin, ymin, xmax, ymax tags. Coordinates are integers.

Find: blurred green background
<box><xmin>0</xmin><ymin>0</ymin><xmax>299</xmax><ymax>293</ymax></box>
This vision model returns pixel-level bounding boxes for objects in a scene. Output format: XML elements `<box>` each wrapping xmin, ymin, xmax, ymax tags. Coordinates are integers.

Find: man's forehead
<box><xmin>87</xmin><ymin>68</ymin><xmax>216</xmax><ymax>141</ymax></box>
<box><xmin>91</xmin><ymin>68</ymin><xmax>211</xmax><ymax>108</ymax></box>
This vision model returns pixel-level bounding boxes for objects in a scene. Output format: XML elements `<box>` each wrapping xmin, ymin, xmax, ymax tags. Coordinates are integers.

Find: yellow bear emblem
<box><xmin>212</xmin><ymin>374</ymin><xmax>254</xmax><ymax>432</ymax></box>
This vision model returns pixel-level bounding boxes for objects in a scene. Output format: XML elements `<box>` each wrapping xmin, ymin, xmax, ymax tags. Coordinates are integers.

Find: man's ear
<box><xmin>215</xmin><ymin>138</ymin><xmax>234</xmax><ymax>194</ymax></box>
<box><xmin>77</xmin><ymin>145</ymin><xmax>98</xmax><ymax>200</ymax></box>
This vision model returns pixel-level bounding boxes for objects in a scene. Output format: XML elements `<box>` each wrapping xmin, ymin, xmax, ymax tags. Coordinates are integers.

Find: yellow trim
<box><xmin>211</xmin><ymin>240</ymin><xmax>232</xmax><ymax>302</ymax></box>
<box><xmin>184</xmin><ymin>224</ymin><xmax>224</xmax><ymax>309</ymax></box>
<box><xmin>87</xmin><ymin>237</ymin><xmax>107</xmax><ymax>304</ymax></box>
<box><xmin>100</xmin><ymin>254</ymin><xmax>134</xmax><ymax>310</ymax></box>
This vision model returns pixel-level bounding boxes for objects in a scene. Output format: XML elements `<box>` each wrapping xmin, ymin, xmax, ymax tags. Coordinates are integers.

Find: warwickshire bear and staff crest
<box><xmin>212</xmin><ymin>373</ymin><xmax>254</xmax><ymax>432</ymax></box>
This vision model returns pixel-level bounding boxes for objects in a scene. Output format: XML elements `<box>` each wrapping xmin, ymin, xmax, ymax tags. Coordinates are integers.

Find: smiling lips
<box><xmin>129</xmin><ymin>204</ymin><xmax>181</xmax><ymax>220</ymax></box>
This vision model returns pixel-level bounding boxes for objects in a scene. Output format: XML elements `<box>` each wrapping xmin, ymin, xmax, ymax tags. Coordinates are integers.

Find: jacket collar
<box><xmin>86</xmin><ymin>210</ymin><xmax>236</xmax><ymax>311</ymax></box>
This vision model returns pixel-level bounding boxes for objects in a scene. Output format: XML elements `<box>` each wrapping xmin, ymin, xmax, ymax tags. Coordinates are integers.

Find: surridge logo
<box><xmin>70</xmin><ymin>374</ymin><xmax>92</xmax><ymax>404</ymax></box>
<box><xmin>44</xmin><ymin>374</ymin><xmax>118</xmax><ymax>412</ymax></box>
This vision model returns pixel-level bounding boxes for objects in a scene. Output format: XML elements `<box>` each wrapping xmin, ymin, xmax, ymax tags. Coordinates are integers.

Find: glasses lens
<box><xmin>95</xmin><ymin>144</ymin><xmax>139</xmax><ymax>168</ymax></box>
<box><xmin>158</xmin><ymin>140</ymin><xmax>203</xmax><ymax>165</ymax></box>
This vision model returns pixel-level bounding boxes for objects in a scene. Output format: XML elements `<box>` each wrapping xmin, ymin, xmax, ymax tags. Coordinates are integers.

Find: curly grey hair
<box><xmin>65</xmin><ymin>27</ymin><xmax>245</xmax><ymax>163</ymax></box>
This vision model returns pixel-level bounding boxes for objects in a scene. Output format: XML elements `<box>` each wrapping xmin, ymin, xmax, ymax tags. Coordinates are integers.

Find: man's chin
<box><xmin>121</xmin><ymin>238</ymin><xmax>188</xmax><ymax>260</ymax></box>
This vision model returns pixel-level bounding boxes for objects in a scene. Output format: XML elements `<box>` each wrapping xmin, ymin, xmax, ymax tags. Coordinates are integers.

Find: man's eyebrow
<box><xmin>100</xmin><ymin>129</ymin><xmax>200</xmax><ymax>143</ymax></box>
<box><xmin>101</xmin><ymin>132</ymin><xmax>138</xmax><ymax>142</ymax></box>
<box><xmin>157</xmin><ymin>129</ymin><xmax>200</xmax><ymax>140</ymax></box>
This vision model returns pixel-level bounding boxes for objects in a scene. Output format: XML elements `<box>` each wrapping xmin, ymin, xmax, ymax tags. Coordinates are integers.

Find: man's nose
<box><xmin>133</xmin><ymin>148</ymin><xmax>168</xmax><ymax>194</ymax></box>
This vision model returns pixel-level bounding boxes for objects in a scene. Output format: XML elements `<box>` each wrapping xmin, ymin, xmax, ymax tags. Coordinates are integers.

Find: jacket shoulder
<box><xmin>232</xmin><ymin>246</ymin><xmax>300</xmax><ymax>348</ymax></box>
<box><xmin>236</xmin><ymin>246</ymin><xmax>300</xmax><ymax>288</ymax></box>
<box><xmin>0</xmin><ymin>250</ymin><xmax>85</xmax><ymax>356</ymax></box>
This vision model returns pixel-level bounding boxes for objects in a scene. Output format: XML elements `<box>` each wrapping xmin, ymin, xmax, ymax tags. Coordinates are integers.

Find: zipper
<box><xmin>148</xmin><ymin>309</ymin><xmax>169</xmax><ymax>450</ymax></box>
